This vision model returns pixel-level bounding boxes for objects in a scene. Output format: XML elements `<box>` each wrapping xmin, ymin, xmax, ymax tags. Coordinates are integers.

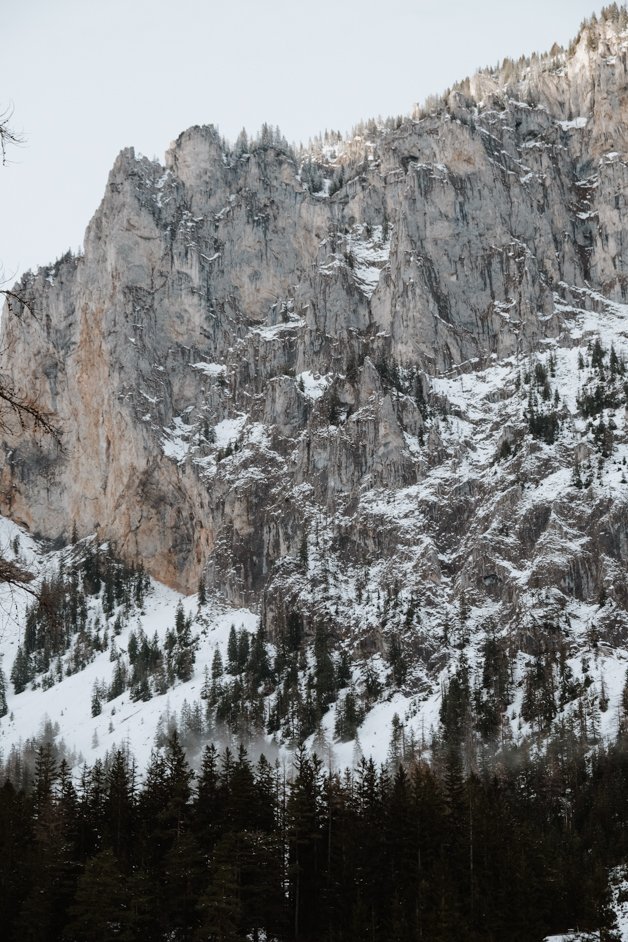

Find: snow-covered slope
<box><xmin>0</xmin><ymin>521</ymin><xmax>257</xmax><ymax>772</ymax></box>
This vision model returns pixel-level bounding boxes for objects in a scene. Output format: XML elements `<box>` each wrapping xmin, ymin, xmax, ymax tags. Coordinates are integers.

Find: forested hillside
<box><xmin>3</xmin><ymin>730</ymin><xmax>628</xmax><ymax>942</ymax></box>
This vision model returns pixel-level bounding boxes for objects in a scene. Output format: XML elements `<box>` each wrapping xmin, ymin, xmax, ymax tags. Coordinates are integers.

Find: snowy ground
<box><xmin>0</xmin><ymin>524</ymin><xmax>257</xmax><ymax>772</ymax></box>
<box><xmin>1</xmin><ymin>514</ymin><xmax>627</xmax><ymax>779</ymax></box>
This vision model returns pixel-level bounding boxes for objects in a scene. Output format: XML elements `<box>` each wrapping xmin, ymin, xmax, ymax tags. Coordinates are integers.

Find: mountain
<box><xmin>2</xmin><ymin>6</ymin><xmax>628</xmax><ymax>773</ymax></box>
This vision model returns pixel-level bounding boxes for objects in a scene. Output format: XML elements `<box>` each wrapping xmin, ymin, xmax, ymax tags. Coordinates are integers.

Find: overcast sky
<box><xmin>0</xmin><ymin>0</ymin><xmax>605</xmax><ymax>281</ymax></box>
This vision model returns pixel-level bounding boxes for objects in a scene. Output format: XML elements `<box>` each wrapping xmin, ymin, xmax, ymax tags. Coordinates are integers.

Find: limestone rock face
<box><xmin>1</xmin><ymin>16</ymin><xmax>628</xmax><ymax>651</ymax></box>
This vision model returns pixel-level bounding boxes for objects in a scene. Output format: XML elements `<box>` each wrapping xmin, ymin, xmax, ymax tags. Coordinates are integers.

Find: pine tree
<box><xmin>17</xmin><ymin>743</ymin><xmax>77</xmax><ymax>942</ymax></box>
<box><xmin>247</xmin><ymin>626</ymin><xmax>270</xmax><ymax>686</ymax></box>
<box><xmin>0</xmin><ymin>779</ymin><xmax>33</xmax><ymax>935</ymax></box>
<box><xmin>237</xmin><ymin>631</ymin><xmax>250</xmax><ymax>672</ymax></box>
<box><xmin>194</xmin><ymin>743</ymin><xmax>222</xmax><ymax>843</ymax></box>
<box><xmin>10</xmin><ymin>644</ymin><xmax>31</xmax><ymax>695</ymax></box>
<box><xmin>162</xmin><ymin>730</ymin><xmax>195</xmax><ymax>839</ymax></box>
<box><xmin>314</xmin><ymin>626</ymin><xmax>336</xmax><ymax>710</ymax></box>
<box><xmin>211</xmin><ymin>647</ymin><xmax>224</xmax><ymax>680</ymax></box>
<box><xmin>162</xmin><ymin>829</ymin><xmax>204</xmax><ymax>938</ymax></box>
<box><xmin>335</xmin><ymin>690</ymin><xmax>362</xmax><ymax>742</ymax></box>
<box><xmin>287</xmin><ymin>748</ymin><xmax>325</xmax><ymax>940</ymax></box>
<box><xmin>169</xmin><ymin>606</ymin><xmax>196</xmax><ymax>683</ymax></box>
<box><xmin>388</xmin><ymin>712</ymin><xmax>405</xmax><ymax>769</ymax></box>
<box><xmin>0</xmin><ymin>659</ymin><xmax>8</xmax><ymax>717</ymax></box>
<box><xmin>91</xmin><ymin>684</ymin><xmax>102</xmax><ymax>718</ymax></box>
<box><xmin>299</xmin><ymin>531</ymin><xmax>308</xmax><ymax>570</ymax></box>
<box><xmin>388</xmin><ymin>632</ymin><xmax>407</xmax><ymax>687</ymax></box>
<box><xmin>66</xmin><ymin>849</ymin><xmax>128</xmax><ymax>941</ymax></box>
<box><xmin>104</xmin><ymin>748</ymin><xmax>137</xmax><ymax>862</ymax></box>
<box><xmin>227</xmin><ymin>625</ymin><xmax>238</xmax><ymax>674</ymax></box>
<box><xmin>195</xmin><ymin>839</ymin><xmax>241</xmax><ymax>942</ymax></box>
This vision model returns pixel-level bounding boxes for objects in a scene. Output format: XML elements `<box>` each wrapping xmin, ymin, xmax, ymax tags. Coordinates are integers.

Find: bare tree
<box><xmin>0</xmin><ymin>369</ymin><xmax>59</xmax><ymax>440</ymax></box>
<box><xmin>0</xmin><ymin>556</ymin><xmax>36</xmax><ymax>594</ymax></box>
<box><xmin>0</xmin><ymin>105</ymin><xmax>23</xmax><ymax>166</ymax></box>
<box><xmin>0</xmin><ymin>107</ymin><xmax>58</xmax><ymax>593</ymax></box>
<box><xmin>0</xmin><ymin>107</ymin><xmax>58</xmax><ymax>440</ymax></box>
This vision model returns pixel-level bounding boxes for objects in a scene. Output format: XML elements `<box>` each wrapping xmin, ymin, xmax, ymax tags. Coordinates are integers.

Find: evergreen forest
<box><xmin>2</xmin><ymin>727</ymin><xmax>628</xmax><ymax>941</ymax></box>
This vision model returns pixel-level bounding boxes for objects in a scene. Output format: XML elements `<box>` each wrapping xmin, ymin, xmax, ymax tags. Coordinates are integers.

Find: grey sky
<box><xmin>1</xmin><ymin>0</ymin><xmax>605</xmax><ymax>281</ymax></box>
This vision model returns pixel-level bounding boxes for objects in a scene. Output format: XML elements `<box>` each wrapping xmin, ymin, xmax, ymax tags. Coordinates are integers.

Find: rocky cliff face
<box><xmin>2</xmin><ymin>12</ymin><xmax>628</xmax><ymax>662</ymax></box>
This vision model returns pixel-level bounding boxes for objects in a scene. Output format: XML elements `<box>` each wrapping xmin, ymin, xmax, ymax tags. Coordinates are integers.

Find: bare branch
<box><xmin>1</xmin><ymin>287</ymin><xmax>37</xmax><ymax>320</ymax></box>
<box><xmin>0</xmin><ymin>373</ymin><xmax>61</xmax><ymax>441</ymax></box>
<box><xmin>0</xmin><ymin>105</ymin><xmax>24</xmax><ymax>166</ymax></box>
<box><xmin>0</xmin><ymin>556</ymin><xmax>37</xmax><ymax>596</ymax></box>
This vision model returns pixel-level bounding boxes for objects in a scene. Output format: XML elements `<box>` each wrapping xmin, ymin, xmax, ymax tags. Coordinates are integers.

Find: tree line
<box><xmin>1</xmin><ymin>725</ymin><xmax>628</xmax><ymax>941</ymax></box>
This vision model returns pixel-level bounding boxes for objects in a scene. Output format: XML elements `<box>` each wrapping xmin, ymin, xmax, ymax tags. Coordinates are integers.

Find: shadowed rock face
<box><xmin>1</xmin><ymin>17</ymin><xmax>628</xmax><ymax>649</ymax></box>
